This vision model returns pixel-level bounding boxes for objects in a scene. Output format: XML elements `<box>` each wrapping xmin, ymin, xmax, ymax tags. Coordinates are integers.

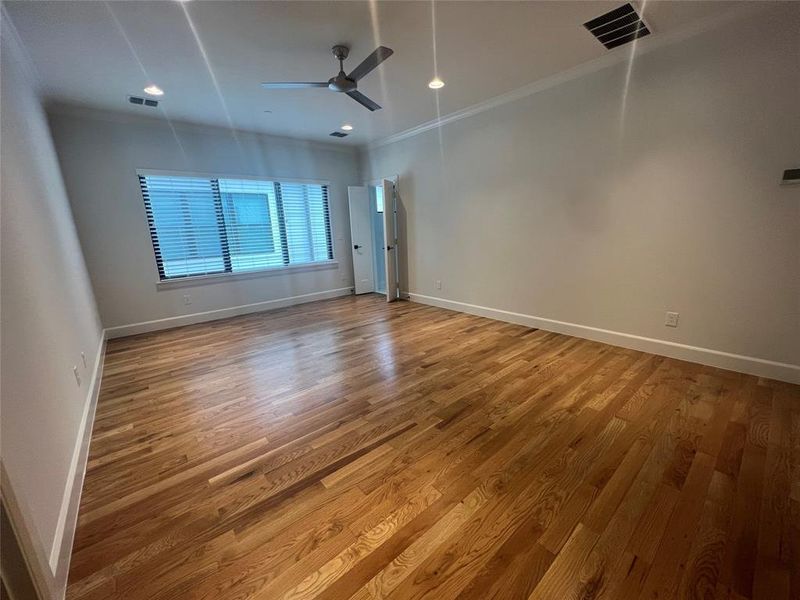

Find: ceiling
<box><xmin>4</xmin><ymin>0</ymin><xmax>742</xmax><ymax>146</ymax></box>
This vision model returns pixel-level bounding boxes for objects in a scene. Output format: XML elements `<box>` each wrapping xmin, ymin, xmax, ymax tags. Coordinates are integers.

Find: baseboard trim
<box><xmin>408</xmin><ymin>293</ymin><xmax>800</xmax><ymax>385</ymax></box>
<box><xmin>0</xmin><ymin>329</ymin><xmax>106</xmax><ymax>600</ymax></box>
<box><xmin>105</xmin><ymin>287</ymin><xmax>354</xmax><ymax>339</ymax></box>
<box><xmin>47</xmin><ymin>333</ymin><xmax>106</xmax><ymax>596</ymax></box>
<box><xmin>0</xmin><ymin>464</ymin><xmax>53</xmax><ymax>599</ymax></box>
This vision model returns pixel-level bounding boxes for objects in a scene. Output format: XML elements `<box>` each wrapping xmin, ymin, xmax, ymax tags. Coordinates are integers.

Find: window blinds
<box><xmin>139</xmin><ymin>174</ymin><xmax>333</xmax><ymax>280</ymax></box>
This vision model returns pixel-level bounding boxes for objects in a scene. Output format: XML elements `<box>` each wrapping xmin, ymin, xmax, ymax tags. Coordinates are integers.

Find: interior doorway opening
<box><xmin>370</xmin><ymin>184</ymin><xmax>386</xmax><ymax>294</ymax></box>
<box><xmin>348</xmin><ymin>178</ymin><xmax>398</xmax><ymax>302</ymax></box>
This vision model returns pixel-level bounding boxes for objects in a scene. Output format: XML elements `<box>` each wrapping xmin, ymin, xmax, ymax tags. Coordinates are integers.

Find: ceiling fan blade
<box><xmin>346</xmin><ymin>90</ymin><xmax>382</xmax><ymax>111</ymax></box>
<box><xmin>347</xmin><ymin>46</ymin><xmax>393</xmax><ymax>82</ymax></box>
<box><xmin>261</xmin><ymin>82</ymin><xmax>328</xmax><ymax>89</ymax></box>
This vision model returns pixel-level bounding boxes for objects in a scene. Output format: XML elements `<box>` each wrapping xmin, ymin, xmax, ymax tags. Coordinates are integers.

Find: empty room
<box><xmin>1</xmin><ymin>1</ymin><xmax>798</xmax><ymax>599</ymax></box>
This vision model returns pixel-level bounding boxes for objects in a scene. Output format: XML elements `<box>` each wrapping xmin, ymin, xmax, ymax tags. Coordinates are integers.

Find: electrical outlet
<box><xmin>73</xmin><ymin>366</ymin><xmax>81</xmax><ymax>387</ymax></box>
<box><xmin>435</xmin><ymin>280</ymin><xmax>442</xmax><ymax>290</ymax></box>
<box><xmin>665</xmin><ymin>311</ymin><xmax>679</xmax><ymax>328</ymax></box>
<box><xmin>81</xmin><ymin>352</ymin><xmax>87</xmax><ymax>369</ymax></box>
<box><xmin>183</xmin><ymin>294</ymin><xmax>192</xmax><ymax>306</ymax></box>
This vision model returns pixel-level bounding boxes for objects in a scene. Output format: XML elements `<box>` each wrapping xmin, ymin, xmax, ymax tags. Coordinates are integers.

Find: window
<box><xmin>139</xmin><ymin>174</ymin><xmax>333</xmax><ymax>280</ymax></box>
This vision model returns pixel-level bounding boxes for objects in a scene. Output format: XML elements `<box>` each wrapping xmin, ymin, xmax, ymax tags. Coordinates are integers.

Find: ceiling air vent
<box><xmin>128</xmin><ymin>95</ymin><xmax>159</xmax><ymax>108</ymax></box>
<box><xmin>584</xmin><ymin>3</ymin><xmax>651</xmax><ymax>50</ymax></box>
<box><xmin>329</xmin><ymin>131</ymin><xmax>348</xmax><ymax>138</ymax></box>
<box><xmin>781</xmin><ymin>168</ymin><xmax>800</xmax><ymax>185</ymax></box>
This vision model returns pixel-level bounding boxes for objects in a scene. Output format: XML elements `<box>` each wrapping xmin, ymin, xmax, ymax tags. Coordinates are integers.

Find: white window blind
<box><xmin>139</xmin><ymin>174</ymin><xmax>333</xmax><ymax>280</ymax></box>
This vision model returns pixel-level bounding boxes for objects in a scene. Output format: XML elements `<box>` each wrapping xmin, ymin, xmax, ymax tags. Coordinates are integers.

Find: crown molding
<box><xmin>46</xmin><ymin>102</ymin><xmax>360</xmax><ymax>156</ymax></box>
<box><xmin>367</xmin><ymin>2</ymin><xmax>764</xmax><ymax>151</ymax></box>
<box><xmin>11</xmin><ymin>2</ymin><xmax>767</xmax><ymax>155</ymax></box>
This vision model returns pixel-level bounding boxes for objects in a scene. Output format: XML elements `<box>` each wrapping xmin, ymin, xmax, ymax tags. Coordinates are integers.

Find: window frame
<box><xmin>137</xmin><ymin>169</ymin><xmax>337</xmax><ymax>288</ymax></box>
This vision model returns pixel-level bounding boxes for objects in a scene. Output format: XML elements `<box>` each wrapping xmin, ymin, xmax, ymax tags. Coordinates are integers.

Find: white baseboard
<box><xmin>408</xmin><ymin>293</ymin><xmax>800</xmax><ymax>385</ymax></box>
<box><xmin>48</xmin><ymin>333</ymin><xmax>106</xmax><ymax>596</ymax></box>
<box><xmin>1</xmin><ymin>464</ymin><xmax>55</xmax><ymax>599</ymax></box>
<box><xmin>0</xmin><ymin>332</ymin><xmax>106</xmax><ymax>600</ymax></box>
<box><xmin>105</xmin><ymin>287</ymin><xmax>353</xmax><ymax>339</ymax></box>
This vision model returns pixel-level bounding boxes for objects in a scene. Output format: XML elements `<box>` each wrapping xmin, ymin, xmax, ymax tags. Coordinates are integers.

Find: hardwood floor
<box><xmin>67</xmin><ymin>294</ymin><xmax>799</xmax><ymax>600</ymax></box>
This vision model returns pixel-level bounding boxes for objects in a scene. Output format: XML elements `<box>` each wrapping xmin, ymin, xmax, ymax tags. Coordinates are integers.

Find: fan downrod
<box><xmin>328</xmin><ymin>45</ymin><xmax>356</xmax><ymax>93</ymax></box>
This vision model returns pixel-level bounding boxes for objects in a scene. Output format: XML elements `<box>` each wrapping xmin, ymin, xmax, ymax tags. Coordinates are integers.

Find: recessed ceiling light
<box><xmin>144</xmin><ymin>85</ymin><xmax>164</xmax><ymax>96</ymax></box>
<box><xmin>428</xmin><ymin>77</ymin><xmax>445</xmax><ymax>90</ymax></box>
<box><xmin>341</xmin><ymin>124</ymin><xmax>353</xmax><ymax>131</ymax></box>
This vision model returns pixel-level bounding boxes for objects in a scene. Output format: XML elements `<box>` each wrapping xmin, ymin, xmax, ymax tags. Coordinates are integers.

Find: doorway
<box><xmin>348</xmin><ymin>178</ymin><xmax>398</xmax><ymax>302</ymax></box>
<box><xmin>370</xmin><ymin>184</ymin><xmax>386</xmax><ymax>294</ymax></box>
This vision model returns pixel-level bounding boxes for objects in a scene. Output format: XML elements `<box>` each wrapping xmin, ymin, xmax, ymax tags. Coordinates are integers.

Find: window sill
<box><xmin>155</xmin><ymin>260</ymin><xmax>339</xmax><ymax>290</ymax></box>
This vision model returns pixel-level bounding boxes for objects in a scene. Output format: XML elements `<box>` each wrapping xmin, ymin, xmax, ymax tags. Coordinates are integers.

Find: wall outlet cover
<box><xmin>665</xmin><ymin>311</ymin><xmax>680</xmax><ymax>327</ymax></box>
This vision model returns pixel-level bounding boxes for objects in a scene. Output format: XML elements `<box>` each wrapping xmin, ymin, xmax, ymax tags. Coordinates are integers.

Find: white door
<box><xmin>348</xmin><ymin>186</ymin><xmax>375</xmax><ymax>294</ymax></box>
<box><xmin>382</xmin><ymin>179</ymin><xmax>398</xmax><ymax>302</ymax></box>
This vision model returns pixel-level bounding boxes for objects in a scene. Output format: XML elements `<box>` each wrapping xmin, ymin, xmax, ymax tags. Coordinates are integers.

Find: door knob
<box><xmin>353</xmin><ymin>244</ymin><xmax>361</xmax><ymax>250</ymax></box>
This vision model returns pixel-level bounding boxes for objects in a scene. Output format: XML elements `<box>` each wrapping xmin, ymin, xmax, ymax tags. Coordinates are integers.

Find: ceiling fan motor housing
<box><xmin>328</xmin><ymin>74</ymin><xmax>356</xmax><ymax>93</ymax></box>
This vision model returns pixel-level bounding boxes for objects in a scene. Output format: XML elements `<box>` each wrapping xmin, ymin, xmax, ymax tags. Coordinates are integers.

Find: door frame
<box><xmin>365</xmin><ymin>175</ymin><xmax>399</xmax><ymax>302</ymax></box>
<box><xmin>347</xmin><ymin>186</ymin><xmax>375</xmax><ymax>295</ymax></box>
<box><xmin>365</xmin><ymin>175</ymin><xmax>399</xmax><ymax>296</ymax></box>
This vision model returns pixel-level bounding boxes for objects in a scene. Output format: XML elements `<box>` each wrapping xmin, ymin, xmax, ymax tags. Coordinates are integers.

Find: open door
<box><xmin>348</xmin><ymin>186</ymin><xmax>374</xmax><ymax>294</ymax></box>
<box><xmin>382</xmin><ymin>179</ymin><xmax>398</xmax><ymax>302</ymax></box>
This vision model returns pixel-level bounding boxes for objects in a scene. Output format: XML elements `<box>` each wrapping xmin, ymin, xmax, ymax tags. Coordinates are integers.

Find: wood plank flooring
<box><xmin>67</xmin><ymin>294</ymin><xmax>799</xmax><ymax>600</ymax></box>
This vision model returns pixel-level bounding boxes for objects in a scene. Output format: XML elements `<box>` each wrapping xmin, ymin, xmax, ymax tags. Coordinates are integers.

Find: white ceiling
<box><xmin>4</xmin><ymin>0</ymin><xmax>741</xmax><ymax>146</ymax></box>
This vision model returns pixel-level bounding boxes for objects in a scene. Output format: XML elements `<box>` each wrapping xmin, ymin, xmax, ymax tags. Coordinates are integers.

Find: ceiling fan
<box><xmin>261</xmin><ymin>45</ymin><xmax>393</xmax><ymax>111</ymax></box>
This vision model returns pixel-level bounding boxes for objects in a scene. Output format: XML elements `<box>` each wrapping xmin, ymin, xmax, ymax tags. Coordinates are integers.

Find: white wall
<box><xmin>1</xmin><ymin>16</ymin><xmax>103</xmax><ymax>589</ymax></box>
<box><xmin>363</xmin><ymin>5</ymin><xmax>800</xmax><ymax>377</ymax></box>
<box><xmin>48</xmin><ymin>109</ymin><xmax>361</xmax><ymax>331</ymax></box>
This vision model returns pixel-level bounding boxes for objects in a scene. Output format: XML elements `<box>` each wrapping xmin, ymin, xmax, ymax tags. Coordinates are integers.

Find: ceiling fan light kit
<box><xmin>262</xmin><ymin>44</ymin><xmax>393</xmax><ymax>111</ymax></box>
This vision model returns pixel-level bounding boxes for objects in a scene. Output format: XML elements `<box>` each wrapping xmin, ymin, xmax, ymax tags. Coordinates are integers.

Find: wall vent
<box><xmin>128</xmin><ymin>95</ymin><xmax>159</xmax><ymax>108</ymax></box>
<box><xmin>329</xmin><ymin>131</ymin><xmax>348</xmax><ymax>138</ymax></box>
<box><xmin>584</xmin><ymin>3</ymin><xmax>651</xmax><ymax>50</ymax></box>
<box><xmin>781</xmin><ymin>168</ymin><xmax>800</xmax><ymax>185</ymax></box>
